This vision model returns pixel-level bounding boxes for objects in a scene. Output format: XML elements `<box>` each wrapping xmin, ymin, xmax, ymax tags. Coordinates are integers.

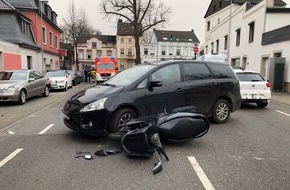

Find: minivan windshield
<box><xmin>97</xmin><ymin>63</ymin><xmax>114</xmax><ymax>70</ymax></box>
<box><xmin>105</xmin><ymin>64</ymin><xmax>156</xmax><ymax>86</ymax></box>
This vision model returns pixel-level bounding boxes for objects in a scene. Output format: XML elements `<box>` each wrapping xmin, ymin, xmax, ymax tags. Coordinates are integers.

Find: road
<box><xmin>0</xmin><ymin>83</ymin><xmax>290</xmax><ymax>190</ymax></box>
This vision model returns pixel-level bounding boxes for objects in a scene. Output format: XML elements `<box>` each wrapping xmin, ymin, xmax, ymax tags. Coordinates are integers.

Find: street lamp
<box><xmin>40</xmin><ymin>0</ymin><xmax>48</xmax><ymax>73</ymax></box>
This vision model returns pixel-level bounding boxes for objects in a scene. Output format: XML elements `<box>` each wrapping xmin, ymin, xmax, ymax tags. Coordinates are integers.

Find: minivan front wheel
<box><xmin>109</xmin><ymin>108</ymin><xmax>137</xmax><ymax>133</ymax></box>
<box><xmin>211</xmin><ymin>99</ymin><xmax>230</xmax><ymax>124</ymax></box>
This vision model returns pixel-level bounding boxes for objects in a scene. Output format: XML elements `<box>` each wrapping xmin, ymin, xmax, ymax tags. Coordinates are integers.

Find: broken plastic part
<box><xmin>95</xmin><ymin>147</ymin><xmax>122</xmax><ymax>156</ymax></box>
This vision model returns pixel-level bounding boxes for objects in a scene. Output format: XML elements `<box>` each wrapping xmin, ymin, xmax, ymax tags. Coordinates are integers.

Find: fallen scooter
<box><xmin>109</xmin><ymin>106</ymin><xmax>210</xmax><ymax>174</ymax></box>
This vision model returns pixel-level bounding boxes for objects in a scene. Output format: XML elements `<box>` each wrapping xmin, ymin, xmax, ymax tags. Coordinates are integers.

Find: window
<box><xmin>144</xmin><ymin>48</ymin><xmax>148</xmax><ymax>55</ymax></box>
<box><xmin>161</xmin><ymin>46</ymin><xmax>166</xmax><ymax>55</ymax></box>
<box><xmin>97</xmin><ymin>50</ymin><xmax>102</xmax><ymax>57</ymax></box>
<box><xmin>121</xmin><ymin>38</ymin><xmax>124</xmax><ymax>43</ymax></box>
<box><xmin>216</xmin><ymin>39</ymin><xmax>219</xmax><ymax>53</ymax></box>
<box><xmin>107</xmin><ymin>50</ymin><xmax>112</xmax><ymax>56</ymax></box>
<box><xmin>219</xmin><ymin>1</ymin><xmax>222</xmax><ymax>8</ymax></box>
<box><xmin>207</xmin><ymin>62</ymin><xmax>237</xmax><ymax>79</ymax></box>
<box><xmin>207</xmin><ymin>21</ymin><xmax>210</xmax><ymax>31</ymax></box>
<box><xmin>183</xmin><ymin>63</ymin><xmax>212</xmax><ymax>81</ymax></box>
<box><xmin>176</xmin><ymin>47</ymin><xmax>181</xmax><ymax>56</ymax></box>
<box><xmin>151</xmin><ymin>64</ymin><xmax>181</xmax><ymax>85</ymax></box>
<box><xmin>236</xmin><ymin>28</ymin><xmax>241</xmax><ymax>46</ymax></box>
<box><xmin>248</xmin><ymin>21</ymin><xmax>255</xmax><ymax>43</ymax></box>
<box><xmin>150</xmin><ymin>47</ymin><xmax>154</xmax><ymax>55</ymax></box>
<box><xmin>92</xmin><ymin>42</ymin><xmax>97</xmax><ymax>48</ymax></box>
<box><xmin>21</xmin><ymin>20</ymin><xmax>29</xmax><ymax>36</ymax></box>
<box><xmin>211</xmin><ymin>42</ymin><xmax>214</xmax><ymax>54</ymax></box>
<box><xmin>128</xmin><ymin>48</ymin><xmax>132</xmax><ymax>56</ymax></box>
<box><xmin>49</xmin><ymin>32</ymin><xmax>53</xmax><ymax>47</ymax></box>
<box><xmin>55</xmin><ymin>36</ymin><xmax>58</xmax><ymax>48</ymax></box>
<box><xmin>87</xmin><ymin>50</ymin><xmax>92</xmax><ymax>59</ymax></box>
<box><xmin>27</xmin><ymin>56</ymin><xmax>32</xmax><ymax>69</ymax></box>
<box><xmin>128</xmin><ymin>37</ymin><xmax>132</xmax><ymax>43</ymax></box>
<box><xmin>183</xmin><ymin>47</ymin><xmax>188</xmax><ymax>56</ymax></box>
<box><xmin>205</xmin><ymin>46</ymin><xmax>208</xmax><ymax>54</ymax></box>
<box><xmin>169</xmin><ymin>46</ymin><xmax>174</xmax><ymax>55</ymax></box>
<box><xmin>213</xmin><ymin>5</ymin><xmax>216</xmax><ymax>11</ymax></box>
<box><xmin>224</xmin><ymin>35</ymin><xmax>228</xmax><ymax>50</ymax></box>
<box><xmin>120</xmin><ymin>48</ymin><xmax>124</xmax><ymax>55</ymax></box>
<box><xmin>42</xmin><ymin>27</ymin><xmax>46</xmax><ymax>44</ymax></box>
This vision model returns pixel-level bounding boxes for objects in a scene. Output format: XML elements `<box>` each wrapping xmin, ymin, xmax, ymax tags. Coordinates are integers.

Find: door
<box><xmin>143</xmin><ymin>64</ymin><xmax>185</xmax><ymax>115</ymax></box>
<box><xmin>182</xmin><ymin>62</ymin><xmax>217</xmax><ymax>115</ymax></box>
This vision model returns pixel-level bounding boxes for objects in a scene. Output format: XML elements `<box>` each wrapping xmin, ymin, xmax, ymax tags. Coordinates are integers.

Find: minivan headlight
<box><xmin>80</xmin><ymin>97</ymin><xmax>108</xmax><ymax>112</ymax></box>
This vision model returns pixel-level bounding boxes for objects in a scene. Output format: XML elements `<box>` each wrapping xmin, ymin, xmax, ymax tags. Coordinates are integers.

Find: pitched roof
<box><xmin>0</xmin><ymin>0</ymin><xmax>14</xmax><ymax>9</ymax></box>
<box><xmin>154</xmin><ymin>30</ymin><xmax>200</xmax><ymax>43</ymax></box>
<box><xmin>117</xmin><ymin>21</ymin><xmax>135</xmax><ymax>36</ymax></box>
<box><xmin>93</xmin><ymin>35</ymin><xmax>117</xmax><ymax>44</ymax></box>
<box><xmin>262</xmin><ymin>24</ymin><xmax>290</xmax><ymax>45</ymax></box>
<box><xmin>204</xmin><ymin>0</ymin><xmax>286</xmax><ymax>18</ymax></box>
<box><xmin>5</xmin><ymin>0</ymin><xmax>38</xmax><ymax>9</ymax></box>
<box><xmin>0</xmin><ymin>11</ymin><xmax>39</xmax><ymax>50</ymax></box>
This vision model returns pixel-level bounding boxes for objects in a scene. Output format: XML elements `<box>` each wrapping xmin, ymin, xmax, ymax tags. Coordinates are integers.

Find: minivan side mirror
<box><xmin>147</xmin><ymin>80</ymin><xmax>163</xmax><ymax>91</ymax></box>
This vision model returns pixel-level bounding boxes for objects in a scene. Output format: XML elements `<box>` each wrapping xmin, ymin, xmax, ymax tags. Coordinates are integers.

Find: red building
<box><xmin>0</xmin><ymin>0</ymin><xmax>65</xmax><ymax>72</ymax></box>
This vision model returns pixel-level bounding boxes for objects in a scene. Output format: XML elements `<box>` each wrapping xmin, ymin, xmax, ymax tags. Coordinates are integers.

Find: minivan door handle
<box><xmin>176</xmin><ymin>88</ymin><xmax>183</xmax><ymax>94</ymax></box>
<box><xmin>210</xmin><ymin>82</ymin><xmax>217</xmax><ymax>87</ymax></box>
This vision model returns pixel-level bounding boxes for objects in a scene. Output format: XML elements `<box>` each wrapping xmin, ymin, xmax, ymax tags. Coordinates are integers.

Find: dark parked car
<box><xmin>0</xmin><ymin>70</ymin><xmax>50</xmax><ymax>105</ymax></box>
<box><xmin>67</xmin><ymin>70</ymin><xmax>83</xmax><ymax>85</ymax></box>
<box><xmin>62</xmin><ymin>60</ymin><xmax>241</xmax><ymax>136</ymax></box>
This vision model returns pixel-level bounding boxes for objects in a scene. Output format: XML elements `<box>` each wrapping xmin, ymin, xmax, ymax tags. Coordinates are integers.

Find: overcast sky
<box><xmin>48</xmin><ymin>0</ymin><xmax>290</xmax><ymax>42</ymax></box>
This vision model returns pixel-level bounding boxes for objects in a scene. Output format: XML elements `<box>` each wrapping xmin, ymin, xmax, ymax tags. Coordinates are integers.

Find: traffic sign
<box><xmin>193</xmin><ymin>46</ymin><xmax>199</xmax><ymax>53</ymax></box>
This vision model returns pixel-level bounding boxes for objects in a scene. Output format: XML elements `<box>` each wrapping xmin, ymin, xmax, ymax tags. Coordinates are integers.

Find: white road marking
<box><xmin>188</xmin><ymin>156</ymin><xmax>216</xmax><ymax>190</ymax></box>
<box><xmin>275</xmin><ymin>110</ymin><xmax>290</xmax><ymax>117</ymax></box>
<box><xmin>38</xmin><ymin>124</ymin><xmax>54</xmax><ymax>135</ymax></box>
<box><xmin>0</xmin><ymin>148</ymin><xmax>23</xmax><ymax>168</ymax></box>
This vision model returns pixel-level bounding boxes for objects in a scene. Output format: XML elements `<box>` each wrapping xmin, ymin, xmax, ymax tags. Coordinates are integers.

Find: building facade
<box><xmin>204</xmin><ymin>0</ymin><xmax>290</xmax><ymax>92</ymax></box>
<box><xmin>116</xmin><ymin>20</ymin><xmax>141</xmax><ymax>71</ymax></box>
<box><xmin>142</xmin><ymin>29</ymin><xmax>200</xmax><ymax>63</ymax></box>
<box><xmin>77</xmin><ymin>35</ymin><xmax>117</xmax><ymax>71</ymax></box>
<box><xmin>0</xmin><ymin>0</ymin><xmax>64</xmax><ymax>73</ymax></box>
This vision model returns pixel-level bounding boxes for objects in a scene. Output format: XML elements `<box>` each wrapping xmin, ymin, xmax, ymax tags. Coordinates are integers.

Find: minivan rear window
<box><xmin>183</xmin><ymin>63</ymin><xmax>212</xmax><ymax>81</ymax></box>
<box><xmin>206</xmin><ymin>62</ymin><xmax>236</xmax><ymax>79</ymax></box>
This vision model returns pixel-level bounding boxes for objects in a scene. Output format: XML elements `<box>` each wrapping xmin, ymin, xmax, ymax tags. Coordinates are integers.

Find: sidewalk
<box><xmin>270</xmin><ymin>92</ymin><xmax>290</xmax><ymax>106</ymax></box>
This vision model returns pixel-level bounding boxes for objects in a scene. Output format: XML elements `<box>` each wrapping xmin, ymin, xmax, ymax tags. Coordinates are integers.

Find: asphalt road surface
<box><xmin>1</xmin><ymin>83</ymin><xmax>289</xmax><ymax>190</ymax></box>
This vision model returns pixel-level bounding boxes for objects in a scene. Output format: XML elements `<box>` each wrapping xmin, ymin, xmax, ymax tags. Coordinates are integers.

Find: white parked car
<box><xmin>45</xmin><ymin>70</ymin><xmax>73</xmax><ymax>91</ymax></box>
<box><xmin>234</xmin><ymin>69</ymin><xmax>271</xmax><ymax>108</ymax></box>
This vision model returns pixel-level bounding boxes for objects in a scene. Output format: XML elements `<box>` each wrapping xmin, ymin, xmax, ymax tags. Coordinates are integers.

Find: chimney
<box><xmin>191</xmin><ymin>29</ymin><xmax>194</xmax><ymax>33</ymax></box>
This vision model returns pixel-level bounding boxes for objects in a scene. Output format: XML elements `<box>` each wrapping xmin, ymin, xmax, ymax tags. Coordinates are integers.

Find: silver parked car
<box><xmin>0</xmin><ymin>70</ymin><xmax>51</xmax><ymax>105</ymax></box>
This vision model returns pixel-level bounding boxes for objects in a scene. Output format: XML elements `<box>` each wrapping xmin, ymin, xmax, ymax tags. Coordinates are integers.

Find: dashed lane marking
<box><xmin>38</xmin><ymin>124</ymin><xmax>55</xmax><ymax>135</ymax></box>
<box><xmin>188</xmin><ymin>156</ymin><xmax>216</xmax><ymax>190</ymax></box>
<box><xmin>275</xmin><ymin>110</ymin><xmax>290</xmax><ymax>117</ymax></box>
<box><xmin>0</xmin><ymin>148</ymin><xmax>23</xmax><ymax>168</ymax></box>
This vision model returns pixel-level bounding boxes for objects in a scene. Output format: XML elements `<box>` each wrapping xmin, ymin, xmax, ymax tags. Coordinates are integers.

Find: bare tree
<box><xmin>101</xmin><ymin>0</ymin><xmax>171</xmax><ymax>64</ymax></box>
<box><xmin>61</xmin><ymin>1</ymin><xmax>97</xmax><ymax>70</ymax></box>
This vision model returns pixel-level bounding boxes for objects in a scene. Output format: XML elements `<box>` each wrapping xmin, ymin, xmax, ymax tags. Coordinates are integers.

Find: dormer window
<box><xmin>163</xmin><ymin>37</ymin><xmax>168</xmax><ymax>40</ymax></box>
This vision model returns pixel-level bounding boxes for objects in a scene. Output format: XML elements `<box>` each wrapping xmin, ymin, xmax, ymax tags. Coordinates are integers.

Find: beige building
<box><xmin>116</xmin><ymin>20</ymin><xmax>142</xmax><ymax>71</ymax></box>
<box><xmin>77</xmin><ymin>35</ymin><xmax>117</xmax><ymax>71</ymax></box>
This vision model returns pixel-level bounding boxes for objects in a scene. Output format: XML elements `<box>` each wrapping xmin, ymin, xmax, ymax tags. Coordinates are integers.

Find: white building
<box><xmin>204</xmin><ymin>0</ymin><xmax>290</xmax><ymax>92</ymax></box>
<box><xmin>142</xmin><ymin>29</ymin><xmax>200</xmax><ymax>63</ymax></box>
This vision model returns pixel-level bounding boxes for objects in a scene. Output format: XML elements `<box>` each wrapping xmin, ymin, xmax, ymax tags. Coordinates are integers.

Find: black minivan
<box><xmin>62</xmin><ymin>60</ymin><xmax>241</xmax><ymax>136</ymax></box>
